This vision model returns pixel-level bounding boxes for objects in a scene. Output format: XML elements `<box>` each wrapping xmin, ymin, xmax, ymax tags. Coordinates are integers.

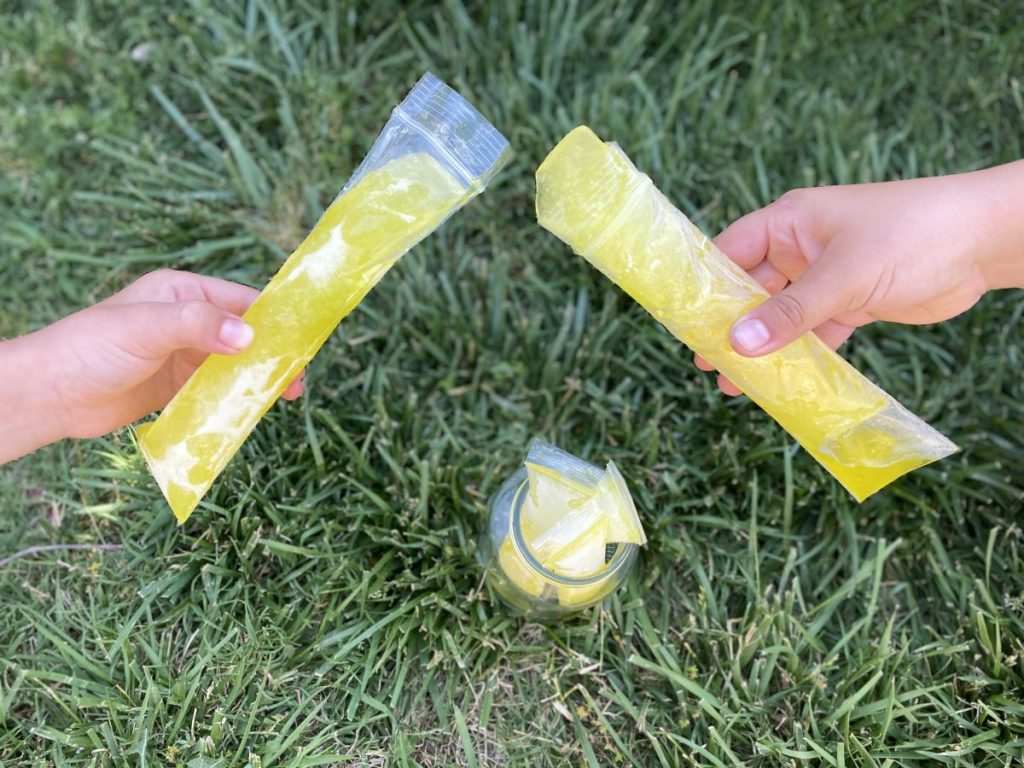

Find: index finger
<box><xmin>712</xmin><ymin>206</ymin><xmax>771</xmax><ymax>270</ymax></box>
<box><xmin>107</xmin><ymin>269</ymin><xmax>260</xmax><ymax>317</ymax></box>
<box><xmin>193</xmin><ymin>275</ymin><xmax>261</xmax><ymax>317</ymax></box>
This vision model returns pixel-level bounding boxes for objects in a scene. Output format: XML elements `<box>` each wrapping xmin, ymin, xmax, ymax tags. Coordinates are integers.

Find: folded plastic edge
<box><xmin>525</xmin><ymin>438</ymin><xmax>605</xmax><ymax>489</ymax></box>
<box><xmin>397</xmin><ymin>72</ymin><xmax>512</xmax><ymax>186</ymax></box>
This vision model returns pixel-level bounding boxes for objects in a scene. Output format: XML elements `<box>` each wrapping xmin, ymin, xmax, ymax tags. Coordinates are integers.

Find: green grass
<box><xmin>2</xmin><ymin>0</ymin><xmax>1023</xmax><ymax>765</ymax></box>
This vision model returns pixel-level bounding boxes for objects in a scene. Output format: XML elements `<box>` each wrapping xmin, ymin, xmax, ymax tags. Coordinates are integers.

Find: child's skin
<box><xmin>2</xmin><ymin>162</ymin><xmax>1021</xmax><ymax>463</ymax></box>
<box><xmin>699</xmin><ymin>160</ymin><xmax>1024</xmax><ymax>395</ymax></box>
<box><xmin>1</xmin><ymin>269</ymin><xmax>303</xmax><ymax>463</ymax></box>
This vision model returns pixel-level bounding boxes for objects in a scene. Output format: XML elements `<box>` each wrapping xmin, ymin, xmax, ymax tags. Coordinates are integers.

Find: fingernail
<box><xmin>732</xmin><ymin>318</ymin><xmax>770</xmax><ymax>353</ymax></box>
<box><xmin>219</xmin><ymin>318</ymin><xmax>254</xmax><ymax>350</ymax></box>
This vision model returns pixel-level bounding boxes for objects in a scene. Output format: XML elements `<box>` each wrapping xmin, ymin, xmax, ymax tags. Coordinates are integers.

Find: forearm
<box><xmin>0</xmin><ymin>331</ymin><xmax>69</xmax><ymax>463</ymax></box>
<box><xmin>964</xmin><ymin>159</ymin><xmax>1024</xmax><ymax>291</ymax></box>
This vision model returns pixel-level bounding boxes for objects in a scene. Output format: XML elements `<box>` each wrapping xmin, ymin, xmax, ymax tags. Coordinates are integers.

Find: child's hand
<box><xmin>2</xmin><ymin>270</ymin><xmax>303</xmax><ymax>462</ymax></box>
<box><xmin>697</xmin><ymin>161</ymin><xmax>1024</xmax><ymax>395</ymax></box>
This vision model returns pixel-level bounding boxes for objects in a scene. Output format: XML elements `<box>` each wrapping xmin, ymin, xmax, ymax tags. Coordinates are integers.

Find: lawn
<box><xmin>2</xmin><ymin>1</ymin><xmax>1023</xmax><ymax>765</ymax></box>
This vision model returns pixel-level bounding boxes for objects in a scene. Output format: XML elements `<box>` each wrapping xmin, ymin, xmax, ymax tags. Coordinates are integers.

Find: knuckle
<box><xmin>774</xmin><ymin>188</ymin><xmax>809</xmax><ymax>210</ymax></box>
<box><xmin>131</xmin><ymin>268</ymin><xmax>186</xmax><ymax>302</ymax></box>
<box><xmin>141</xmin><ymin>268</ymin><xmax>179</xmax><ymax>286</ymax></box>
<box><xmin>771</xmin><ymin>292</ymin><xmax>808</xmax><ymax>329</ymax></box>
<box><xmin>176</xmin><ymin>300</ymin><xmax>208</xmax><ymax>333</ymax></box>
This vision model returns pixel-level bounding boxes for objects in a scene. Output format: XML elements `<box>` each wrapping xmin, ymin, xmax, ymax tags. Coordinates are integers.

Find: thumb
<box><xmin>114</xmin><ymin>300</ymin><xmax>255</xmax><ymax>360</ymax></box>
<box><xmin>730</xmin><ymin>253</ymin><xmax>856</xmax><ymax>356</ymax></box>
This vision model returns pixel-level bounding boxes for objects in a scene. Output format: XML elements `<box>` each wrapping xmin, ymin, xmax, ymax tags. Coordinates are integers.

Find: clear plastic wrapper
<box><xmin>138</xmin><ymin>73</ymin><xmax>512</xmax><ymax>522</ymax></box>
<box><xmin>535</xmin><ymin>126</ymin><xmax>957</xmax><ymax>501</ymax></box>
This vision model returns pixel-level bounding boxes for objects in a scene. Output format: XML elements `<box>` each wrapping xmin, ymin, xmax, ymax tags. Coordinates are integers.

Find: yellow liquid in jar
<box><xmin>138</xmin><ymin>153</ymin><xmax>470</xmax><ymax>522</ymax></box>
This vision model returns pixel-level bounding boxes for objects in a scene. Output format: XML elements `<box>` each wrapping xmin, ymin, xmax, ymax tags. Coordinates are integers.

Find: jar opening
<box><xmin>508</xmin><ymin>478</ymin><xmax>637</xmax><ymax>586</ymax></box>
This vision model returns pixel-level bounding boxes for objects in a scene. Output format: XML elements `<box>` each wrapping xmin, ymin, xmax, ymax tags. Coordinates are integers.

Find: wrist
<box><xmin>966</xmin><ymin>160</ymin><xmax>1024</xmax><ymax>291</ymax></box>
<box><xmin>0</xmin><ymin>330</ymin><xmax>72</xmax><ymax>462</ymax></box>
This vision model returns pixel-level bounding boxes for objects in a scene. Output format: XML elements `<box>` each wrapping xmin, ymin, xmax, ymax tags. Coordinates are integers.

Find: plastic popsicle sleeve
<box><xmin>137</xmin><ymin>73</ymin><xmax>512</xmax><ymax>523</ymax></box>
<box><xmin>534</xmin><ymin>126</ymin><xmax>957</xmax><ymax>502</ymax></box>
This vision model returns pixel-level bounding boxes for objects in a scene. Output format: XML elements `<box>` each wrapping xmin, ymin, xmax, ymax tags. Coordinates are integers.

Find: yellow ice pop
<box><xmin>138</xmin><ymin>74</ymin><xmax>510</xmax><ymax>522</ymax></box>
<box><xmin>535</xmin><ymin>127</ymin><xmax>957</xmax><ymax>501</ymax></box>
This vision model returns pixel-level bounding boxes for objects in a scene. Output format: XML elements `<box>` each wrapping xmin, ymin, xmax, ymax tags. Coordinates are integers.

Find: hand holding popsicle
<box><xmin>0</xmin><ymin>270</ymin><xmax>303</xmax><ymax>464</ymax></box>
<box><xmin>1</xmin><ymin>74</ymin><xmax>512</xmax><ymax>523</ymax></box>
<box><xmin>535</xmin><ymin>126</ymin><xmax>963</xmax><ymax>501</ymax></box>
<box><xmin>136</xmin><ymin>72</ymin><xmax>511</xmax><ymax>522</ymax></box>
<box><xmin>700</xmin><ymin>161</ymin><xmax>1024</xmax><ymax>395</ymax></box>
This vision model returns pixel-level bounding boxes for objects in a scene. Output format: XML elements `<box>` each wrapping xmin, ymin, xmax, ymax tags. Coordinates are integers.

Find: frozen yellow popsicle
<box><xmin>535</xmin><ymin>127</ymin><xmax>957</xmax><ymax>501</ymax></box>
<box><xmin>137</xmin><ymin>154</ymin><xmax>467</xmax><ymax>520</ymax></box>
<box><xmin>138</xmin><ymin>73</ymin><xmax>510</xmax><ymax>522</ymax></box>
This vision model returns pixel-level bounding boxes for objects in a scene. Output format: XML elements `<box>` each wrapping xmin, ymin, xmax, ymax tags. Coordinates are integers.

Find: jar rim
<box><xmin>507</xmin><ymin>473</ymin><xmax>638</xmax><ymax>586</ymax></box>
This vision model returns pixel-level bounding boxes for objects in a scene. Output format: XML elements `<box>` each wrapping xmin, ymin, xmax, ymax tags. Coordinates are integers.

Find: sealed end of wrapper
<box><xmin>399</xmin><ymin>73</ymin><xmax>512</xmax><ymax>185</ymax></box>
<box><xmin>346</xmin><ymin>72</ymin><xmax>512</xmax><ymax>195</ymax></box>
<box><xmin>525</xmin><ymin>438</ymin><xmax>604</xmax><ymax>489</ymax></box>
<box><xmin>812</xmin><ymin>401</ymin><xmax>959</xmax><ymax>501</ymax></box>
<box><xmin>604</xmin><ymin>461</ymin><xmax>647</xmax><ymax>546</ymax></box>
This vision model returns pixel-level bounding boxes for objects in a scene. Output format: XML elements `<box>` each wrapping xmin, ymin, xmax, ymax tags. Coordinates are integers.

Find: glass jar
<box><xmin>480</xmin><ymin>467</ymin><xmax>640</xmax><ymax>620</ymax></box>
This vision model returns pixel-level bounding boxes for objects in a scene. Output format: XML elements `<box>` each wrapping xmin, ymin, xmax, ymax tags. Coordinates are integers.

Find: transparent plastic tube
<box><xmin>535</xmin><ymin>127</ymin><xmax>957</xmax><ymax>501</ymax></box>
<box><xmin>138</xmin><ymin>73</ymin><xmax>512</xmax><ymax>522</ymax></box>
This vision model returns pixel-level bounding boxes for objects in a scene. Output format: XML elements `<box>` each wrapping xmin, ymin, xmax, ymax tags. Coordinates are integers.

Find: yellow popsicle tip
<box><xmin>535</xmin><ymin>126</ymin><xmax>647</xmax><ymax>254</ymax></box>
<box><xmin>535</xmin><ymin>126</ymin><xmax>604</xmax><ymax>180</ymax></box>
<box><xmin>535</xmin><ymin>127</ymin><xmax>602</xmax><ymax>234</ymax></box>
<box><xmin>135</xmin><ymin>422</ymin><xmax>197</xmax><ymax>524</ymax></box>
